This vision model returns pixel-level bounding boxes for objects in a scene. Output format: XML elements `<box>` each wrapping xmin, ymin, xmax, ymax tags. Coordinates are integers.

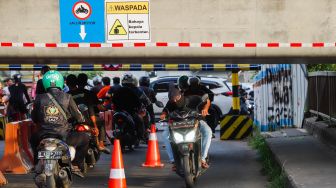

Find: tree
<box><xmin>307</xmin><ymin>64</ymin><xmax>336</xmax><ymax>72</ymax></box>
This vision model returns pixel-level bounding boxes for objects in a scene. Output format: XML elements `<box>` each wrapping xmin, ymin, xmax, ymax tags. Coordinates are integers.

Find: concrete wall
<box><xmin>1</xmin><ymin>0</ymin><xmax>336</xmax><ymax>59</ymax></box>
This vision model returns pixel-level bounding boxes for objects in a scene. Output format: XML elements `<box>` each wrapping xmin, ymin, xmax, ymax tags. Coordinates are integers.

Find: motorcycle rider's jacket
<box><xmin>184</xmin><ymin>84</ymin><xmax>214</xmax><ymax>101</ymax></box>
<box><xmin>130</xmin><ymin>87</ymin><xmax>152</xmax><ymax>108</ymax></box>
<box><xmin>32</xmin><ymin>88</ymin><xmax>85</xmax><ymax>139</ymax></box>
<box><xmin>164</xmin><ymin>95</ymin><xmax>209</xmax><ymax>114</ymax></box>
<box><xmin>139</xmin><ymin>86</ymin><xmax>157</xmax><ymax>103</ymax></box>
<box><xmin>112</xmin><ymin>86</ymin><xmax>149</xmax><ymax>113</ymax></box>
<box><xmin>68</xmin><ymin>88</ymin><xmax>96</xmax><ymax>124</ymax></box>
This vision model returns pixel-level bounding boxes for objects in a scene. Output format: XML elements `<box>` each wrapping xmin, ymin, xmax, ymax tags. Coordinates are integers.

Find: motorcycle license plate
<box><xmin>38</xmin><ymin>151</ymin><xmax>62</xmax><ymax>159</ymax></box>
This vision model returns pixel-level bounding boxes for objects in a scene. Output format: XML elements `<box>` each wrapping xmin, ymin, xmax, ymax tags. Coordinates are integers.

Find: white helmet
<box><xmin>92</xmin><ymin>76</ymin><xmax>102</xmax><ymax>86</ymax></box>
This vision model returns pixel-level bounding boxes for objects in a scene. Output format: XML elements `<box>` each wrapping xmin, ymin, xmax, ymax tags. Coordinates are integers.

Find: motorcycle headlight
<box><xmin>173</xmin><ymin>132</ymin><xmax>184</xmax><ymax>144</ymax></box>
<box><xmin>185</xmin><ymin>130</ymin><xmax>196</xmax><ymax>142</ymax></box>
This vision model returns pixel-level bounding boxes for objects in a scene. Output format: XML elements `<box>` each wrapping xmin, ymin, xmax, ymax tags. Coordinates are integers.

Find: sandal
<box><xmin>71</xmin><ymin>165</ymin><xmax>84</xmax><ymax>178</ymax></box>
<box><xmin>201</xmin><ymin>160</ymin><xmax>209</xmax><ymax>169</ymax></box>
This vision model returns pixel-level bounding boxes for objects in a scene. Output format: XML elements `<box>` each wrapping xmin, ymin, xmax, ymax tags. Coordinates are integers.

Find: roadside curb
<box><xmin>264</xmin><ymin>139</ymin><xmax>296</xmax><ymax>188</ymax></box>
<box><xmin>303</xmin><ymin>117</ymin><xmax>336</xmax><ymax>151</ymax></box>
<box><xmin>264</xmin><ymin>125</ymin><xmax>336</xmax><ymax>188</ymax></box>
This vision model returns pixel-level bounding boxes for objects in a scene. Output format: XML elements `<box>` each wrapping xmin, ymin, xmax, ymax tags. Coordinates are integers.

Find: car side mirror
<box><xmin>155</xmin><ymin>101</ymin><xmax>164</xmax><ymax>108</ymax></box>
<box><xmin>222</xmin><ymin>91</ymin><xmax>233</xmax><ymax>96</ymax></box>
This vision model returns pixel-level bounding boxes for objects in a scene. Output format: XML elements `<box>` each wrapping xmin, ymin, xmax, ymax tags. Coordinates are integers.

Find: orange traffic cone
<box><xmin>142</xmin><ymin>124</ymin><xmax>164</xmax><ymax>168</ymax></box>
<box><xmin>108</xmin><ymin>139</ymin><xmax>127</xmax><ymax>188</ymax></box>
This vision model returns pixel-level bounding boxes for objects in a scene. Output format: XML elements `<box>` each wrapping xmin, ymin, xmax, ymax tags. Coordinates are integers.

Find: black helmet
<box><xmin>178</xmin><ymin>75</ymin><xmax>189</xmax><ymax>91</ymax></box>
<box><xmin>139</xmin><ymin>76</ymin><xmax>150</xmax><ymax>87</ymax></box>
<box><xmin>66</xmin><ymin>74</ymin><xmax>77</xmax><ymax>88</ymax></box>
<box><xmin>122</xmin><ymin>73</ymin><xmax>137</xmax><ymax>87</ymax></box>
<box><xmin>188</xmin><ymin>76</ymin><xmax>200</xmax><ymax>88</ymax></box>
<box><xmin>13</xmin><ymin>74</ymin><xmax>22</xmax><ymax>83</ymax></box>
<box><xmin>41</xmin><ymin>65</ymin><xmax>50</xmax><ymax>75</ymax></box>
<box><xmin>77</xmin><ymin>73</ymin><xmax>88</xmax><ymax>87</ymax></box>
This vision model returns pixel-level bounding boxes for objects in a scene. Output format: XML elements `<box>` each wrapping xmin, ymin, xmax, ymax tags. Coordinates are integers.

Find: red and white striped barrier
<box><xmin>0</xmin><ymin>42</ymin><xmax>334</xmax><ymax>48</ymax></box>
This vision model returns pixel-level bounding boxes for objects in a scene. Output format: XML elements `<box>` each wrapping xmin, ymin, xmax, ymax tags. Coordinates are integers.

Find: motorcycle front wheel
<box><xmin>183</xmin><ymin>155</ymin><xmax>196</xmax><ymax>188</ymax></box>
<box><xmin>46</xmin><ymin>175</ymin><xmax>56</xmax><ymax>188</ymax></box>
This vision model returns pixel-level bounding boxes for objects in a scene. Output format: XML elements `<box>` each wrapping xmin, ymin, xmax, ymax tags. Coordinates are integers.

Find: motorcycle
<box><xmin>75</xmin><ymin>5</ymin><xmax>88</xmax><ymax>14</ymax></box>
<box><xmin>112</xmin><ymin>109</ymin><xmax>139</xmax><ymax>152</ymax></box>
<box><xmin>162</xmin><ymin>95</ymin><xmax>209</xmax><ymax>188</ymax></box>
<box><xmin>112</xmin><ymin>101</ymin><xmax>163</xmax><ymax>151</ymax></box>
<box><xmin>34</xmin><ymin>137</ymin><xmax>75</xmax><ymax>188</ymax></box>
<box><xmin>76</xmin><ymin>104</ymin><xmax>101</xmax><ymax>173</ymax></box>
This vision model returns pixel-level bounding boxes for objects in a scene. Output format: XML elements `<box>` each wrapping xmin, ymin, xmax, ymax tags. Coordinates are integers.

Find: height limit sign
<box><xmin>106</xmin><ymin>0</ymin><xmax>150</xmax><ymax>42</ymax></box>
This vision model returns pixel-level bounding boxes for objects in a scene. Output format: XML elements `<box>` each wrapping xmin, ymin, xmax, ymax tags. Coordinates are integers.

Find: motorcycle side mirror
<box><xmin>155</xmin><ymin>101</ymin><xmax>164</xmax><ymax>108</ymax></box>
<box><xmin>201</xmin><ymin>94</ymin><xmax>209</xmax><ymax>102</ymax></box>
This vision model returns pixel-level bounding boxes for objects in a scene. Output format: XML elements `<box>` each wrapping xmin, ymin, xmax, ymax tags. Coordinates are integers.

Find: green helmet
<box><xmin>42</xmin><ymin>70</ymin><xmax>64</xmax><ymax>90</ymax></box>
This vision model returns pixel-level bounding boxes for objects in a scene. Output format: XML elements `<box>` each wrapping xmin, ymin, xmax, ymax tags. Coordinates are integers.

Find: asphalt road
<box><xmin>2</xmin><ymin>131</ymin><xmax>267</xmax><ymax>188</ymax></box>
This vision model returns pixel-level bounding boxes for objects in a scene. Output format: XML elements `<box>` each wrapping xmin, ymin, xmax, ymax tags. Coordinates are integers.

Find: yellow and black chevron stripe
<box><xmin>220</xmin><ymin>115</ymin><xmax>253</xmax><ymax>140</ymax></box>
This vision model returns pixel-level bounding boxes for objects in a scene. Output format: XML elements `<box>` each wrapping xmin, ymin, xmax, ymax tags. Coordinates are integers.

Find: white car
<box><xmin>150</xmin><ymin>76</ymin><xmax>233</xmax><ymax>122</ymax></box>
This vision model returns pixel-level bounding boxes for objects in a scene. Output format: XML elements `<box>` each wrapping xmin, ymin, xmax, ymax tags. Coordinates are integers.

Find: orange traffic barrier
<box><xmin>109</xmin><ymin>139</ymin><xmax>127</xmax><ymax>188</ymax></box>
<box><xmin>0</xmin><ymin>171</ymin><xmax>7</xmax><ymax>185</ymax></box>
<box><xmin>142</xmin><ymin>124</ymin><xmax>164</xmax><ymax>168</ymax></box>
<box><xmin>20</xmin><ymin>120</ymin><xmax>34</xmax><ymax>164</ymax></box>
<box><xmin>0</xmin><ymin>121</ymin><xmax>33</xmax><ymax>174</ymax></box>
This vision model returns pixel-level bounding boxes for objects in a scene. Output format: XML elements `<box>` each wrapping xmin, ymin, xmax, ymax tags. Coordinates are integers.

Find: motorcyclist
<box><xmin>67</xmin><ymin>74</ymin><xmax>110</xmax><ymax>154</ymax></box>
<box><xmin>177</xmin><ymin>75</ymin><xmax>190</xmax><ymax>93</ymax></box>
<box><xmin>185</xmin><ymin>76</ymin><xmax>217</xmax><ymax>138</ymax></box>
<box><xmin>160</xmin><ymin>82</ymin><xmax>212</xmax><ymax>169</ymax></box>
<box><xmin>112</xmin><ymin>73</ymin><xmax>151</xmax><ymax>141</ymax></box>
<box><xmin>139</xmin><ymin>76</ymin><xmax>157</xmax><ymax>126</ymax></box>
<box><xmin>239</xmin><ymin>89</ymin><xmax>249</xmax><ymax>115</ymax></box>
<box><xmin>97</xmin><ymin>77</ymin><xmax>112</xmax><ymax>110</ymax></box>
<box><xmin>106</xmin><ymin>77</ymin><xmax>122</xmax><ymax>99</ymax></box>
<box><xmin>29</xmin><ymin>70</ymin><xmax>90</xmax><ymax>177</ymax></box>
<box><xmin>35</xmin><ymin>65</ymin><xmax>50</xmax><ymax>95</ymax></box>
<box><xmin>91</xmin><ymin>76</ymin><xmax>103</xmax><ymax>97</ymax></box>
<box><xmin>7</xmin><ymin>74</ymin><xmax>31</xmax><ymax>122</ymax></box>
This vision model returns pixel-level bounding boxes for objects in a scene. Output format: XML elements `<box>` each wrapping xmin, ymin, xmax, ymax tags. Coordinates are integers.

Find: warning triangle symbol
<box><xmin>109</xmin><ymin>19</ymin><xmax>127</xmax><ymax>35</ymax></box>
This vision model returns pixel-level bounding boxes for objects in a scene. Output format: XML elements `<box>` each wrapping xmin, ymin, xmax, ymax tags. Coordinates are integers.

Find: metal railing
<box><xmin>308</xmin><ymin>71</ymin><xmax>336</xmax><ymax>122</ymax></box>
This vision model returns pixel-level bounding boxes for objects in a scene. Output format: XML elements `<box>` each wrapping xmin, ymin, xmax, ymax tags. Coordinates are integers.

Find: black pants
<box><xmin>206</xmin><ymin>107</ymin><xmax>217</xmax><ymax>133</ymax></box>
<box><xmin>30</xmin><ymin>131</ymin><xmax>90</xmax><ymax>168</ymax></box>
<box><xmin>96</xmin><ymin>116</ymin><xmax>106</xmax><ymax>142</ymax></box>
<box><xmin>146</xmin><ymin>104</ymin><xmax>155</xmax><ymax>124</ymax></box>
<box><xmin>130</xmin><ymin>112</ymin><xmax>145</xmax><ymax>140</ymax></box>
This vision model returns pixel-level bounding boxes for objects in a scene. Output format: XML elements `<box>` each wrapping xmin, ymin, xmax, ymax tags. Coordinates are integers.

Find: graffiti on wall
<box><xmin>254</xmin><ymin>64</ymin><xmax>294</xmax><ymax>131</ymax></box>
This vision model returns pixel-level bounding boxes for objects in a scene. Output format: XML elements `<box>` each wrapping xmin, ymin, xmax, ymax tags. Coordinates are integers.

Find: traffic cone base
<box><xmin>108</xmin><ymin>139</ymin><xmax>127</xmax><ymax>188</ymax></box>
<box><xmin>142</xmin><ymin>162</ymin><xmax>164</xmax><ymax>168</ymax></box>
<box><xmin>142</xmin><ymin>124</ymin><xmax>164</xmax><ymax>168</ymax></box>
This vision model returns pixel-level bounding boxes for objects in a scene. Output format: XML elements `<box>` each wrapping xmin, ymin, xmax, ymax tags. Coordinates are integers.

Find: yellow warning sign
<box><xmin>106</xmin><ymin>2</ymin><xmax>149</xmax><ymax>14</ymax></box>
<box><xmin>109</xmin><ymin>19</ymin><xmax>127</xmax><ymax>35</ymax></box>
